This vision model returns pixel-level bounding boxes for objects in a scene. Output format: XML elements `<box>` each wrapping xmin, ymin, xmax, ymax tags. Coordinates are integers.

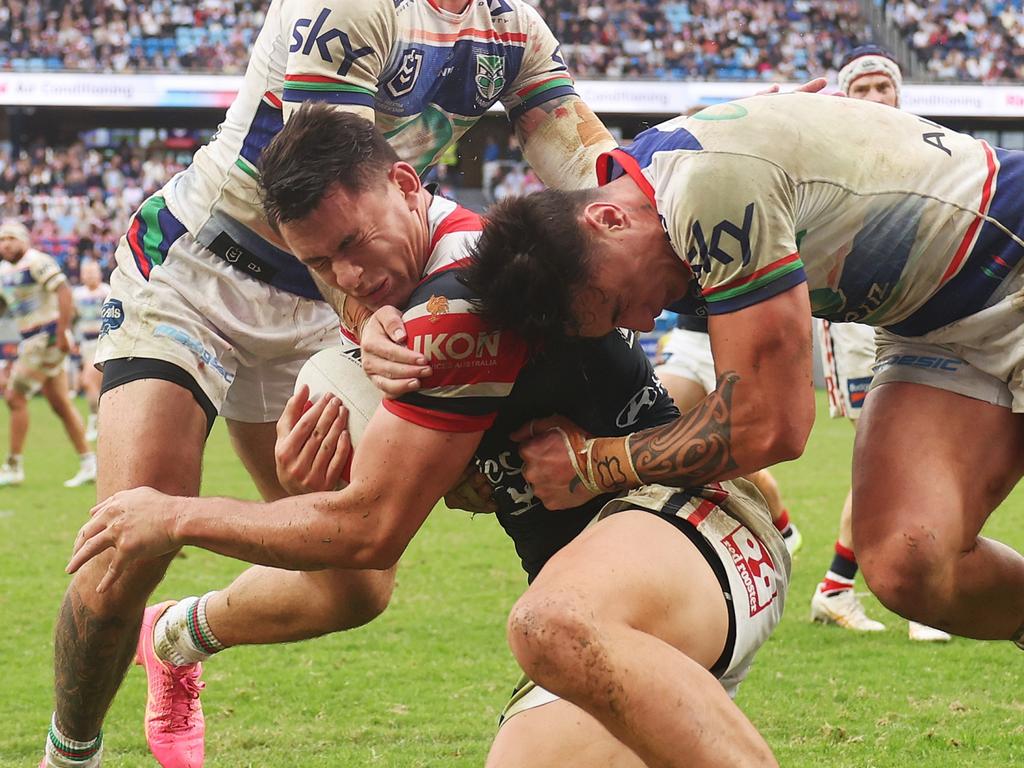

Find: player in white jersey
<box><xmin>67</xmin><ymin>105</ymin><xmax>787</xmax><ymax>768</ymax></box>
<box><xmin>456</xmin><ymin>91</ymin><xmax>1024</xmax><ymax>653</ymax></box>
<box><xmin>809</xmin><ymin>48</ymin><xmax>950</xmax><ymax>642</ymax></box>
<box><xmin>43</xmin><ymin>1</ymin><xmax>620</xmax><ymax>766</ymax></box>
<box><xmin>0</xmin><ymin>222</ymin><xmax>96</xmax><ymax>490</ymax></box>
<box><xmin>72</xmin><ymin>260</ymin><xmax>110</xmax><ymax>443</ymax></box>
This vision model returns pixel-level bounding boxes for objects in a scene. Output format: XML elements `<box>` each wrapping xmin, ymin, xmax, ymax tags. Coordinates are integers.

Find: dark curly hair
<box><xmin>460</xmin><ymin>188</ymin><xmax>598</xmax><ymax>348</ymax></box>
<box><xmin>259</xmin><ymin>102</ymin><xmax>399</xmax><ymax>225</ymax></box>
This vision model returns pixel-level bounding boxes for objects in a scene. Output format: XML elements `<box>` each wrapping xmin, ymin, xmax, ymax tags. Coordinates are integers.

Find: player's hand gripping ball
<box><xmin>280</xmin><ymin>340</ymin><xmax>383</xmax><ymax>494</ymax></box>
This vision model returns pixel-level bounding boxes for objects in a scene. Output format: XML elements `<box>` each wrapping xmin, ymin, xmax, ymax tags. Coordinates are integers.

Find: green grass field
<box><xmin>1</xmin><ymin>394</ymin><xmax>1022</xmax><ymax>766</ymax></box>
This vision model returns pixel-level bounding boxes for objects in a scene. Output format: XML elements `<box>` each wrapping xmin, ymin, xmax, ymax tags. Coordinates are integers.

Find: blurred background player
<box><xmin>655</xmin><ymin>314</ymin><xmax>803</xmax><ymax>555</ymax></box>
<box><xmin>809</xmin><ymin>47</ymin><xmax>951</xmax><ymax>643</ymax></box>
<box><xmin>71</xmin><ymin>260</ymin><xmax>110</xmax><ymax>442</ymax></box>
<box><xmin>0</xmin><ymin>221</ymin><xmax>95</xmax><ymax>488</ymax></box>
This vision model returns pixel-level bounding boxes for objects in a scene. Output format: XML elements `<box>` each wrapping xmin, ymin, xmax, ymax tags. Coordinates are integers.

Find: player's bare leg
<box><xmin>225</xmin><ymin>419</ymin><xmax>291</xmax><ymax>501</ymax></box>
<box><xmin>198</xmin><ymin>564</ymin><xmax>396</xmax><ymax>647</ymax></box>
<box><xmin>4</xmin><ymin>385</ymin><xmax>29</xmax><ymax>456</ymax></box>
<box><xmin>854</xmin><ymin>382</ymin><xmax>1024</xmax><ymax>639</ymax></box>
<box><xmin>80</xmin><ymin>362</ymin><xmax>102</xmax><ymax>441</ymax></box>
<box><xmin>506</xmin><ymin>510</ymin><xmax>777</xmax><ymax>768</ymax></box>
<box><xmin>50</xmin><ymin>379</ymin><xmax>207</xmax><ymax>748</ymax></box>
<box><xmin>41</xmin><ymin>369</ymin><xmax>89</xmax><ymax>455</ymax></box>
<box><xmin>487</xmin><ymin>700</ymin><xmax>646</xmax><ymax>768</ymax></box>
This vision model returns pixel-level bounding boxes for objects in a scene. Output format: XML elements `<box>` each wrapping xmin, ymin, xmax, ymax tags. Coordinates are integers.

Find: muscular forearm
<box><xmin>589</xmin><ymin>371</ymin><xmax>810</xmax><ymax>491</ymax></box>
<box><xmin>172</xmin><ymin>490</ymin><xmax>400</xmax><ymax>571</ymax></box>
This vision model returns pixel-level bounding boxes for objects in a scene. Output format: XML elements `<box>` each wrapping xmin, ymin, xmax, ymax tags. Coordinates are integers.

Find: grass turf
<box><xmin>0</xmin><ymin>394</ymin><xmax>1021</xmax><ymax>766</ymax></box>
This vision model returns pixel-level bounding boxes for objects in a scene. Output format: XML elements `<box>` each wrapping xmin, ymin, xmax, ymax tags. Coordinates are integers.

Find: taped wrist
<box><xmin>557</xmin><ymin>430</ymin><xmax>641</xmax><ymax>494</ymax></box>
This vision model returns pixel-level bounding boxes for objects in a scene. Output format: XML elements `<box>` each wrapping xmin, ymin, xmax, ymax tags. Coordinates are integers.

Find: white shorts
<box><xmin>872</xmin><ymin>273</ymin><xmax>1024</xmax><ymax>412</ymax></box>
<box><xmin>11</xmin><ymin>332</ymin><xmax>67</xmax><ymax>396</ymax></box>
<box><xmin>654</xmin><ymin>327</ymin><xmax>716</xmax><ymax>392</ymax></box>
<box><xmin>815</xmin><ymin>319</ymin><xmax>876</xmax><ymax>420</ymax></box>
<box><xmin>96</xmin><ymin>224</ymin><xmax>341</xmax><ymax>423</ymax></box>
<box><xmin>500</xmin><ymin>480</ymin><xmax>789</xmax><ymax>723</ymax></box>
<box><xmin>79</xmin><ymin>338</ymin><xmax>99</xmax><ymax>371</ymax></box>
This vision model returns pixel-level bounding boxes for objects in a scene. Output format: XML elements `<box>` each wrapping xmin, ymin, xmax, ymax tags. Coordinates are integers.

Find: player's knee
<box><xmin>859</xmin><ymin>532</ymin><xmax>953</xmax><ymax>617</ymax></box>
<box><xmin>507</xmin><ymin>589</ymin><xmax>602</xmax><ymax>690</ymax></box>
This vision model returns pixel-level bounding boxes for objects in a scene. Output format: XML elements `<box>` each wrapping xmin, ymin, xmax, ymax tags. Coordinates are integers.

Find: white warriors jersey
<box><xmin>156</xmin><ymin>0</ymin><xmax>574</xmax><ymax>300</ymax></box>
<box><xmin>73</xmin><ymin>282</ymin><xmax>111</xmax><ymax>341</ymax></box>
<box><xmin>600</xmin><ymin>93</ymin><xmax>1024</xmax><ymax>336</ymax></box>
<box><xmin>0</xmin><ymin>248</ymin><xmax>66</xmax><ymax>338</ymax></box>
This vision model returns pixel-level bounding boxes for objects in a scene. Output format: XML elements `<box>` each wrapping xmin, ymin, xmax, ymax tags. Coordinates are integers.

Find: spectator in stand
<box><xmin>0</xmin><ymin>136</ymin><xmax>191</xmax><ymax>272</ymax></box>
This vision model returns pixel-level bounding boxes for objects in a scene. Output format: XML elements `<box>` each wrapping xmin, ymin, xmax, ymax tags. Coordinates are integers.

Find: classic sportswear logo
<box><xmin>289</xmin><ymin>9</ymin><xmax>374</xmax><ymax>76</ymax></box>
<box><xmin>616</xmin><ymin>385</ymin><xmax>660</xmax><ymax>428</ymax></box>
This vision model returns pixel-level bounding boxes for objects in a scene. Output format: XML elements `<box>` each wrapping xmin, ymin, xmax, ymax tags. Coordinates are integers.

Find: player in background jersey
<box><xmin>42</xmin><ymin>2</ymin><xmax>621</xmax><ymax>765</ymax></box>
<box><xmin>0</xmin><ymin>222</ymin><xmax>95</xmax><ymax>489</ymax></box>
<box><xmin>72</xmin><ymin>260</ymin><xmax>110</xmax><ymax>443</ymax></box>
<box><xmin>808</xmin><ymin>47</ymin><xmax>951</xmax><ymax>642</ymax></box>
<box><xmin>456</xmin><ymin>92</ymin><xmax>1024</xmax><ymax>652</ymax></box>
<box><xmin>68</xmin><ymin>106</ymin><xmax>789</xmax><ymax>768</ymax></box>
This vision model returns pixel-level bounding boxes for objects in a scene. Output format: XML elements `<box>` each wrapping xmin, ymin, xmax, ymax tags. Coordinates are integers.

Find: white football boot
<box><xmin>64</xmin><ymin>456</ymin><xmax>97</xmax><ymax>488</ymax></box>
<box><xmin>908</xmin><ymin>621</ymin><xmax>951</xmax><ymax>643</ymax></box>
<box><xmin>810</xmin><ymin>586</ymin><xmax>886</xmax><ymax>632</ymax></box>
<box><xmin>0</xmin><ymin>458</ymin><xmax>24</xmax><ymax>487</ymax></box>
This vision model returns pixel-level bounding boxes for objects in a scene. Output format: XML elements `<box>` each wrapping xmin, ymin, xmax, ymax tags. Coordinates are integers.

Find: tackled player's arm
<box><xmin>68</xmin><ymin>409</ymin><xmax>482</xmax><ymax>588</ymax></box>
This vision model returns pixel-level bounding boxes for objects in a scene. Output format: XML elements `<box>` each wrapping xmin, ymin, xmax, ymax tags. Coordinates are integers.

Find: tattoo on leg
<box><xmin>53</xmin><ymin>586</ymin><xmax>139</xmax><ymax>740</ymax></box>
<box><xmin>630</xmin><ymin>371</ymin><xmax>740</xmax><ymax>486</ymax></box>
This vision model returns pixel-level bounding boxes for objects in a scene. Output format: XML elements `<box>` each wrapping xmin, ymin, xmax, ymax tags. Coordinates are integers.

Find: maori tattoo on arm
<box><xmin>629</xmin><ymin>371</ymin><xmax>741</xmax><ymax>486</ymax></box>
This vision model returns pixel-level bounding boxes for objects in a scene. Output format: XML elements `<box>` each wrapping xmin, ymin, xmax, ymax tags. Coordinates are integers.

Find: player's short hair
<box><xmin>260</xmin><ymin>103</ymin><xmax>400</xmax><ymax>225</ymax></box>
<box><xmin>461</xmin><ymin>188</ymin><xmax>597</xmax><ymax>347</ymax></box>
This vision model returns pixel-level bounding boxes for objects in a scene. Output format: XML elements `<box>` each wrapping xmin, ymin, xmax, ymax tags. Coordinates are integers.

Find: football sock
<box><xmin>154</xmin><ymin>593</ymin><xmax>226</xmax><ymax>666</ymax></box>
<box><xmin>8</xmin><ymin>454</ymin><xmax>22</xmax><ymax>468</ymax></box>
<box><xmin>774</xmin><ymin>508</ymin><xmax>794</xmax><ymax>537</ymax></box>
<box><xmin>821</xmin><ymin>542</ymin><xmax>857</xmax><ymax>593</ymax></box>
<box><xmin>79</xmin><ymin>452</ymin><xmax>95</xmax><ymax>467</ymax></box>
<box><xmin>45</xmin><ymin>714</ymin><xmax>103</xmax><ymax>767</ymax></box>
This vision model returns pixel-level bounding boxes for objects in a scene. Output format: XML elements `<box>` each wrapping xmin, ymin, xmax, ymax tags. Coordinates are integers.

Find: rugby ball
<box><xmin>293</xmin><ymin>340</ymin><xmax>383</xmax><ymax>448</ymax></box>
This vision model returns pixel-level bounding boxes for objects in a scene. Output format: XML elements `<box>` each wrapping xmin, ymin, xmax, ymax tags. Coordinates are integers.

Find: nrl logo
<box><xmin>475</xmin><ymin>54</ymin><xmax>505</xmax><ymax>102</ymax></box>
<box><xmin>425</xmin><ymin>294</ymin><xmax>449</xmax><ymax>322</ymax></box>
<box><xmin>387</xmin><ymin>48</ymin><xmax>423</xmax><ymax>98</ymax></box>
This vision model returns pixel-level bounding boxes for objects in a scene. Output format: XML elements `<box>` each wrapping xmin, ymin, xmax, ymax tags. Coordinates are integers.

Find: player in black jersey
<box><xmin>68</xmin><ymin>107</ymin><xmax>789</xmax><ymax>767</ymax></box>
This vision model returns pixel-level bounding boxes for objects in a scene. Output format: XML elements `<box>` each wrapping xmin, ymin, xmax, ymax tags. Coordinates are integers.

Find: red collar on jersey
<box><xmin>597</xmin><ymin>148</ymin><xmax>657</xmax><ymax>208</ymax></box>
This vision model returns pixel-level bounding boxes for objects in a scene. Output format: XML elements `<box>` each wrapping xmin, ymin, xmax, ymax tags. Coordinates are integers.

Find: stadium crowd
<box><xmin>0</xmin><ymin>0</ymin><xmax>1017</xmax><ymax>82</ymax></box>
<box><xmin>0</xmin><ymin>137</ymin><xmax>189</xmax><ymax>277</ymax></box>
<box><xmin>886</xmin><ymin>0</ymin><xmax>1024</xmax><ymax>81</ymax></box>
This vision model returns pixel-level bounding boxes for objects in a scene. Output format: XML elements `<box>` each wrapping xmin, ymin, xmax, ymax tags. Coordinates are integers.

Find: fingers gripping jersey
<box><xmin>603</xmin><ymin>93</ymin><xmax>1024</xmax><ymax>334</ymax></box>
<box><xmin>166</xmin><ymin>0</ymin><xmax>576</xmax><ymax>300</ymax></box>
<box><xmin>0</xmin><ymin>248</ymin><xmax>65</xmax><ymax>338</ymax></box>
<box><xmin>73</xmin><ymin>283</ymin><xmax>111</xmax><ymax>341</ymax></box>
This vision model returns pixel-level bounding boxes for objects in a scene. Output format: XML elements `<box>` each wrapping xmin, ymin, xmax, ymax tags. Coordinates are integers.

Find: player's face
<box><xmin>0</xmin><ymin>235</ymin><xmax>24</xmax><ymax>262</ymax></box>
<box><xmin>280</xmin><ymin>167</ymin><xmax>428</xmax><ymax>311</ymax></box>
<box><xmin>573</xmin><ymin>238</ymin><xmax>690</xmax><ymax>337</ymax></box>
<box><xmin>848</xmin><ymin>74</ymin><xmax>897</xmax><ymax>108</ymax></box>
<box><xmin>81</xmin><ymin>262</ymin><xmax>102</xmax><ymax>288</ymax></box>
